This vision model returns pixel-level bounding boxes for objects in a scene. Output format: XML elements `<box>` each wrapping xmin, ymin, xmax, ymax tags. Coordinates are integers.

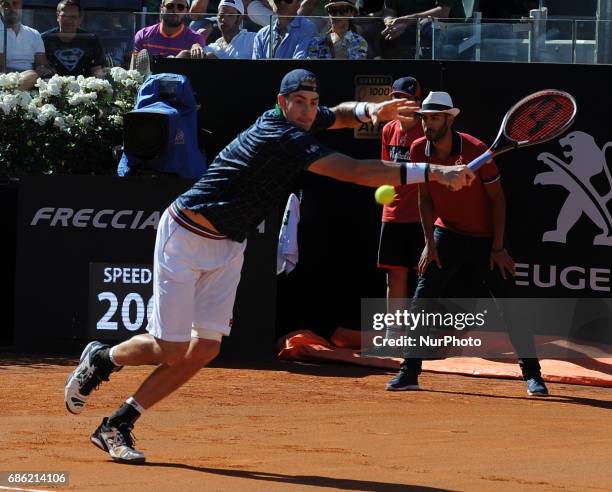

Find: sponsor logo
<box><xmin>536</xmin><ymin>131</ymin><xmax>612</xmax><ymax>246</ymax></box>
<box><xmin>515</xmin><ymin>263</ymin><xmax>610</xmax><ymax>292</ymax></box>
<box><xmin>354</xmin><ymin>75</ymin><xmax>393</xmax><ymax>140</ymax></box>
<box><xmin>388</xmin><ymin>144</ymin><xmax>410</xmax><ymax>162</ymax></box>
<box><xmin>30</xmin><ymin>208</ymin><xmax>160</xmax><ymax>230</ymax></box>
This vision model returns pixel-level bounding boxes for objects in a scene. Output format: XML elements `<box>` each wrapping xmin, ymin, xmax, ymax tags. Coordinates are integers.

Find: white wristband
<box><xmin>354</xmin><ymin>102</ymin><xmax>371</xmax><ymax>123</ymax></box>
<box><xmin>406</xmin><ymin>163</ymin><xmax>428</xmax><ymax>185</ymax></box>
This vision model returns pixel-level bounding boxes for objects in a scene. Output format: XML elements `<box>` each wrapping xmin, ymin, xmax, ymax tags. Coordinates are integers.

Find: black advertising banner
<box><xmin>14</xmin><ymin>175</ymin><xmax>278</xmax><ymax>359</ymax></box>
<box><xmin>153</xmin><ymin>58</ymin><xmax>611</xmax><ymax>342</ymax></box>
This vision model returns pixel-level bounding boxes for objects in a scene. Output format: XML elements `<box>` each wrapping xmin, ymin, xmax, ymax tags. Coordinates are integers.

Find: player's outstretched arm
<box><xmin>327</xmin><ymin>99</ymin><xmax>419</xmax><ymax>130</ymax></box>
<box><xmin>307</xmin><ymin>153</ymin><xmax>475</xmax><ymax>189</ymax></box>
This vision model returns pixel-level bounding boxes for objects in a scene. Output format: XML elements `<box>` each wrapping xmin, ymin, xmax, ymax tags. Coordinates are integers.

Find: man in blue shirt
<box><xmin>64</xmin><ymin>69</ymin><xmax>474</xmax><ymax>464</ymax></box>
<box><xmin>252</xmin><ymin>0</ymin><xmax>319</xmax><ymax>59</ymax></box>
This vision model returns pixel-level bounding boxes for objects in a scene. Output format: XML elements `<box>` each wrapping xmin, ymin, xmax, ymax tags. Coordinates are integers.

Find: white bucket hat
<box><xmin>416</xmin><ymin>91</ymin><xmax>460</xmax><ymax>117</ymax></box>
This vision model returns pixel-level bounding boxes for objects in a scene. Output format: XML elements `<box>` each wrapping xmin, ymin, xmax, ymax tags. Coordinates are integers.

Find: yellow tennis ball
<box><xmin>375</xmin><ymin>185</ymin><xmax>396</xmax><ymax>205</ymax></box>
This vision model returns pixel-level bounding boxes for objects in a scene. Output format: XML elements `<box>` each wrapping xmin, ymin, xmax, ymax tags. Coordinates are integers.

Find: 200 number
<box><xmin>97</xmin><ymin>292</ymin><xmax>153</xmax><ymax>331</ymax></box>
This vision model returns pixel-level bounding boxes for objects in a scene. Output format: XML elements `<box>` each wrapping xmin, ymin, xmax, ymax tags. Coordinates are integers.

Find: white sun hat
<box><xmin>416</xmin><ymin>91</ymin><xmax>460</xmax><ymax>117</ymax></box>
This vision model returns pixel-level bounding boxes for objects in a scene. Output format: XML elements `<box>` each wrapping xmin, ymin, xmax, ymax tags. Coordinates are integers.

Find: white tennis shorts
<box><xmin>146</xmin><ymin>208</ymin><xmax>246</xmax><ymax>342</ymax></box>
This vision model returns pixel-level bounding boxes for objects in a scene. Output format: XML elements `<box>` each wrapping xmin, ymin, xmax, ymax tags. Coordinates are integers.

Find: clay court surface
<box><xmin>1</xmin><ymin>356</ymin><xmax>611</xmax><ymax>492</ymax></box>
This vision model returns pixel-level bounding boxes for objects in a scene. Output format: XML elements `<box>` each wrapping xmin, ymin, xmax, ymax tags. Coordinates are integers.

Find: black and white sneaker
<box><xmin>64</xmin><ymin>341</ymin><xmax>110</xmax><ymax>414</ymax></box>
<box><xmin>91</xmin><ymin>418</ymin><xmax>145</xmax><ymax>464</ymax></box>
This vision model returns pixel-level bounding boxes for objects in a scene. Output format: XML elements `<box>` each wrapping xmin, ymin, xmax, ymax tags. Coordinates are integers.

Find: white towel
<box><xmin>277</xmin><ymin>193</ymin><xmax>300</xmax><ymax>274</ymax></box>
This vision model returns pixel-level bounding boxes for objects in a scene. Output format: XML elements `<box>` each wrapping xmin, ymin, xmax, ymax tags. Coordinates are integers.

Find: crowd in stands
<box><xmin>1</xmin><ymin>0</ymin><xmax>547</xmax><ymax>86</ymax></box>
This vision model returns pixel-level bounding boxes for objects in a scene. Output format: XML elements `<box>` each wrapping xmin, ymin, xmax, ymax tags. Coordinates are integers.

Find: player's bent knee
<box><xmin>156</xmin><ymin>339</ymin><xmax>190</xmax><ymax>366</ymax></box>
<box><xmin>191</xmin><ymin>339</ymin><xmax>221</xmax><ymax>365</ymax></box>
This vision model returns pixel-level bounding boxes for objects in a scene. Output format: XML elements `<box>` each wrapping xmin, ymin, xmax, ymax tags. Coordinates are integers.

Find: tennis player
<box><xmin>64</xmin><ymin>70</ymin><xmax>475</xmax><ymax>464</ymax></box>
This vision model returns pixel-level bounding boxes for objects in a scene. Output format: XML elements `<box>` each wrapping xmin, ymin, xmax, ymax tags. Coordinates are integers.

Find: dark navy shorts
<box><xmin>377</xmin><ymin>222</ymin><xmax>425</xmax><ymax>270</ymax></box>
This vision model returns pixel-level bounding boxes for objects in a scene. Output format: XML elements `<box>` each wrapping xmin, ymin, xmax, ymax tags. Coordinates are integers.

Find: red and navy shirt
<box><xmin>381</xmin><ymin>120</ymin><xmax>424</xmax><ymax>223</ymax></box>
<box><xmin>410</xmin><ymin>131</ymin><xmax>500</xmax><ymax>237</ymax></box>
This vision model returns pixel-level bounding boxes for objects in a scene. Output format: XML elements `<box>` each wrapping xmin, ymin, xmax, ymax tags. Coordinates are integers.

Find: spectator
<box><xmin>306</xmin><ymin>0</ymin><xmax>367</xmax><ymax>59</ymax></box>
<box><xmin>252</xmin><ymin>0</ymin><xmax>319</xmax><ymax>58</ymax></box>
<box><xmin>381</xmin><ymin>0</ymin><xmax>465</xmax><ymax>59</ymax></box>
<box><xmin>0</xmin><ymin>0</ymin><xmax>54</xmax><ymax>90</ymax></box>
<box><xmin>42</xmin><ymin>0</ymin><xmax>105</xmax><ymax>77</ymax></box>
<box><xmin>130</xmin><ymin>0</ymin><xmax>205</xmax><ymax>73</ymax></box>
<box><xmin>203</xmin><ymin>0</ymin><xmax>256</xmax><ymax>58</ymax></box>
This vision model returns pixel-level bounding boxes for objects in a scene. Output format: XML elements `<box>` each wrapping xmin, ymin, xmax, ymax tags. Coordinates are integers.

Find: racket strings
<box><xmin>506</xmin><ymin>95</ymin><xmax>575</xmax><ymax>143</ymax></box>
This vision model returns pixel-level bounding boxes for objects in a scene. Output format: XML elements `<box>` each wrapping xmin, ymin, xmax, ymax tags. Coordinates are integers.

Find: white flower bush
<box><xmin>1</xmin><ymin>68</ymin><xmax>143</xmax><ymax>175</ymax></box>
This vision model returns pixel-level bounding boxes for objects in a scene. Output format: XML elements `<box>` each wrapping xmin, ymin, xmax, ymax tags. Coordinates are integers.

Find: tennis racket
<box><xmin>467</xmin><ymin>89</ymin><xmax>577</xmax><ymax>171</ymax></box>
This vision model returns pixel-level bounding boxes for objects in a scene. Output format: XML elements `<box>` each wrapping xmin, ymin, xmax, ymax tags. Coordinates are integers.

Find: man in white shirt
<box><xmin>0</xmin><ymin>0</ymin><xmax>54</xmax><ymax>89</ymax></box>
<box><xmin>203</xmin><ymin>0</ymin><xmax>256</xmax><ymax>59</ymax></box>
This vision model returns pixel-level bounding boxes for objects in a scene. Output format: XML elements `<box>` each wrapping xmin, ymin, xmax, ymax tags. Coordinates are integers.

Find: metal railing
<box><xmin>1</xmin><ymin>8</ymin><xmax>611</xmax><ymax>75</ymax></box>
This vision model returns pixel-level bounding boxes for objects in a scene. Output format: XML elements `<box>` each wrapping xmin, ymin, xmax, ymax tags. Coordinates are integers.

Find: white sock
<box><xmin>108</xmin><ymin>346</ymin><xmax>120</xmax><ymax>367</ymax></box>
<box><xmin>126</xmin><ymin>396</ymin><xmax>145</xmax><ymax>414</ymax></box>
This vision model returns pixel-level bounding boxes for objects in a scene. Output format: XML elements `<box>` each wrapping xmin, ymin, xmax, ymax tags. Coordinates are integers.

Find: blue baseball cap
<box><xmin>279</xmin><ymin>69</ymin><xmax>320</xmax><ymax>96</ymax></box>
<box><xmin>391</xmin><ymin>76</ymin><xmax>422</xmax><ymax>98</ymax></box>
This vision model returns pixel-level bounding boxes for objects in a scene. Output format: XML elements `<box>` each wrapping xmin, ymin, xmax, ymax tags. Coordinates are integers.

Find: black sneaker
<box><xmin>90</xmin><ymin>417</ymin><xmax>145</xmax><ymax>464</ymax></box>
<box><xmin>385</xmin><ymin>368</ymin><xmax>420</xmax><ymax>391</ymax></box>
<box><xmin>64</xmin><ymin>341</ymin><xmax>112</xmax><ymax>414</ymax></box>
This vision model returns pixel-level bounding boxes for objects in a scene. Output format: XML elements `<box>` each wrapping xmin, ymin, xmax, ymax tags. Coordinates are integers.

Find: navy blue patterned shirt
<box><xmin>177</xmin><ymin>107</ymin><xmax>336</xmax><ymax>241</ymax></box>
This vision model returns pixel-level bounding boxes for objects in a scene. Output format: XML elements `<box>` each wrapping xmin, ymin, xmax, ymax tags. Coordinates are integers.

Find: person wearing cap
<box><xmin>252</xmin><ymin>0</ymin><xmax>319</xmax><ymax>59</ymax></box>
<box><xmin>202</xmin><ymin>0</ymin><xmax>257</xmax><ymax>59</ymax></box>
<box><xmin>64</xmin><ymin>69</ymin><xmax>475</xmax><ymax>464</ymax></box>
<box><xmin>130</xmin><ymin>0</ymin><xmax>205</xmax><ymax>72</ymax></box>
<box><xmin>376</xmin><ymin>76</ymin><xmax>425</xmax><ymax>318</ymax></box>
<box><xmin>386</xmin><ymin>91</ymin><xmax>547</xmax><ymax>397</ymax></box>
<box><xmin>381</xmin><ymin>0</ymin><xmax>465</xmax><ymax>59</ymax></box>
<box><xmin>306</xmin><ymin>0</ymin><xmax>368</xmax><ymax>59</ymax></box>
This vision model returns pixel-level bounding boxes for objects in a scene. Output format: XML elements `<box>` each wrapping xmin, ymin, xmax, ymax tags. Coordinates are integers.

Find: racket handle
<box><xmin>467</xmin><ymin>150</ymin><xmax>494</xmax><ymax>172</ymax></box>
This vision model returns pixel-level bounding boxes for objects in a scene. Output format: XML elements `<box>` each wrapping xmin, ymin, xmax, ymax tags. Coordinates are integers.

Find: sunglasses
<box><xmin>328</xmin><ymin>6</ymin><xmax>353</xmax><ymax>16</ymax></box>
<box><xmin>163</xmin><ymin>2</ymin><xmax>188</xmax><ymax>11</ymax></box>
<box><xmin>274</xmin><ymin>0</ymin><xmax>296</xmax><ymax>4</ymax></box>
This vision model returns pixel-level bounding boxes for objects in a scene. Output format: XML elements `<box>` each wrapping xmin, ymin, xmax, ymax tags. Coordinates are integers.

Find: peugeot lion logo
<box><xmin>535</xmin><ymin>131</ymin><xmax>612</xmax><ymax>246</ymax></box>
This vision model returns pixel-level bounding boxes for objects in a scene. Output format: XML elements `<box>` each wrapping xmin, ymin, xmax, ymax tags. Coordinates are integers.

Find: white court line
<box><xmin>0</xmin><ymin>485</ymin><xmax>53</xmax><ymax>492</ymax></box>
